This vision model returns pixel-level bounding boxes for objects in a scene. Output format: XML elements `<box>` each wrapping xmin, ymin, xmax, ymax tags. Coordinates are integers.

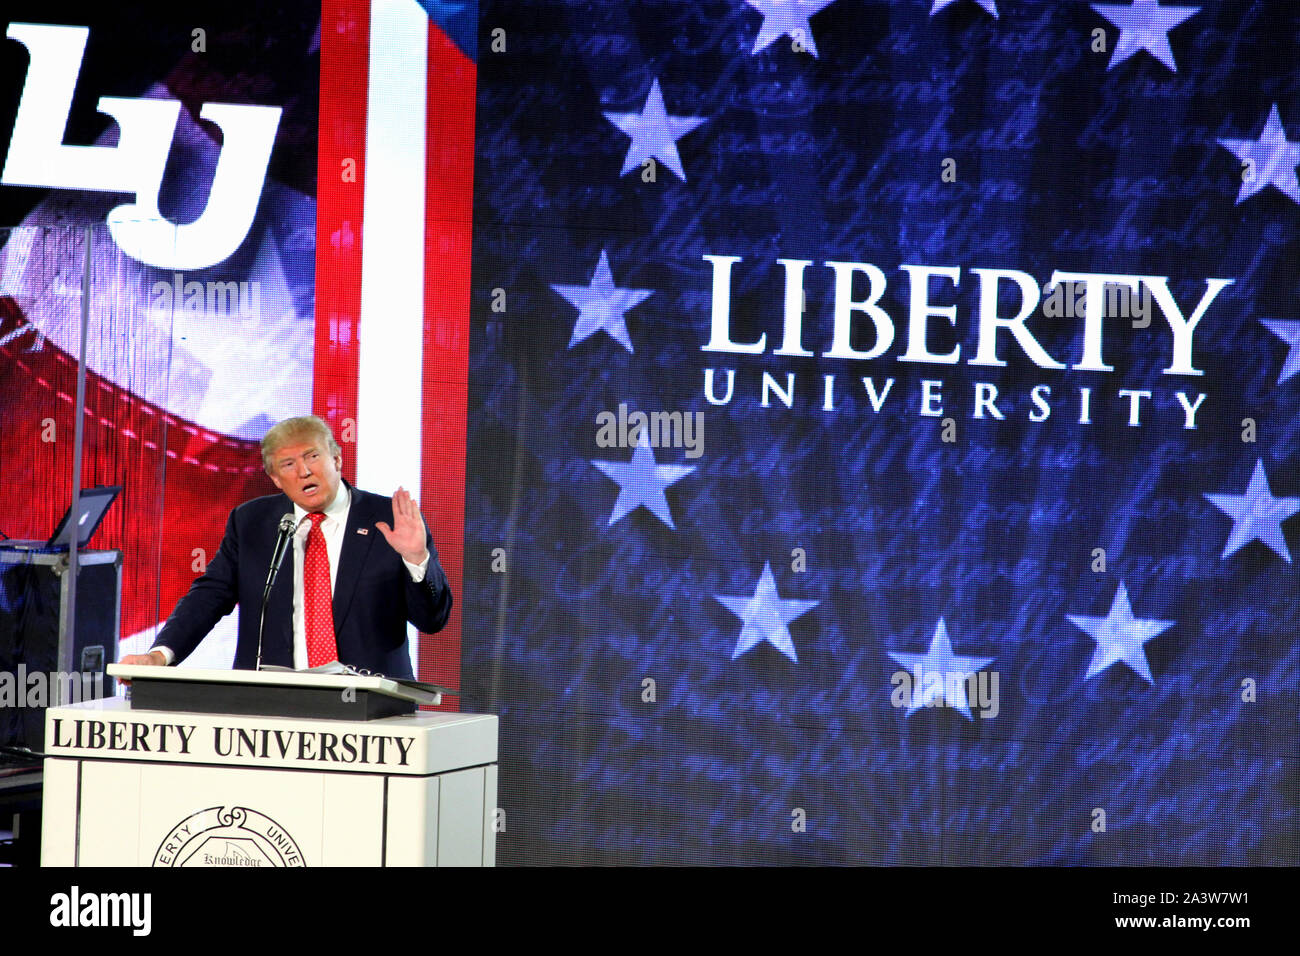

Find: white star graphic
<box><xmin>550</xmin><ymin>250</ymin><xmax>653</xmax><ymax>352</ymax></box>
<box><xmin>591</xmin><ymin>432</ymin><xmax>696</xmax><ymax>529</ymax></box>
<box><xmin>603</xmin><ymin>78</ymin><xmax>709</xmax><ymax>182</ymax></box>
<box><xmin>714</xmin><ymin>562</ymin><xmax>818</xmax><ymax>662</ymax></box>
<box><xmin>887</xmin><ymin>619</ymin><xmax>995</xmax><ymax>719</ymax></box>
<box><xmin>931</xmin><ymin>0</ymin><xmax>998</xmax><ymax>18</ymax></box>
<box><xmin>1067</xmin><ymin>582</ymin><xmax>1174</xmax><ymax>684</ymax></box>
<box><xmin>1090</xmin><ymin>1</ymin><xmax>1200</xmax><ymax>72</ymax></box>
<box><xmin>745</xmin><ymin>0</ymin><xmax>839</xmax><ymax>57</ymax></box>
<box><xmin>1260</xmin><ymin>318</ymin><xmax>1300</xmax><ymax>384</ymax></box>
<box><xmin>1217</xmin><ymin>104</ymin><xmax>1300</xmax><ymax>206</ymax></box>
<box><xmin>1204</xmin><ymin>459</ymin><xmax>1300</xmax><ymax>562</ymax></box>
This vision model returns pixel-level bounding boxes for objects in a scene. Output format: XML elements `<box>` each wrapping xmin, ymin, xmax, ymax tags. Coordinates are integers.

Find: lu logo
<box><xmin>1</xmin><ymin>22</ymin><xmax>283</xmax><ymax>270</ymax></box>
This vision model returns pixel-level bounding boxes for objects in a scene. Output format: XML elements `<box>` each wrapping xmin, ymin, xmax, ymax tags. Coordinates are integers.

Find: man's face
<box><xmin>268</xmin><ymin>438</ymin><xmax>343</xmax><ymax>512</ymax></box>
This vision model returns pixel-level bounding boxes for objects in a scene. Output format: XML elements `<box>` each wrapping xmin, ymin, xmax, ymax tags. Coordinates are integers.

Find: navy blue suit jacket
<box><xmin>154</xmin><ymin>484</ymin><xmax>453</xmax><ymax>678</ymax></box>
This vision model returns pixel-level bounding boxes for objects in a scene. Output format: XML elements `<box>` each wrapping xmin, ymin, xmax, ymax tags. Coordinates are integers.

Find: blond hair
<box><xmin>260</xmin><ymin>415</ymin><xmax>341</xmax><ymax>474</ymax></box>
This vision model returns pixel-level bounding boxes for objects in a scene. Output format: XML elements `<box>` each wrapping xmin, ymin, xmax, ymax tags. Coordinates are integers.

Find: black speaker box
<box><xmin>0</xmin><ymin>550</ymin><xmax>121</xmax><ymax>752</ymax></box>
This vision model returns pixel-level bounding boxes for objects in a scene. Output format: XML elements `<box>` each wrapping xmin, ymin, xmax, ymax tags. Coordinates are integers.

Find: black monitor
<box><xmin>1</xmin><ymin>485</ymin><xmax>123</xmax><ymax>552</ymax></box>
<box><xmin>46</xmin><ymin>485</ymin><xmax>123</xmax><ymax>550</ymax></box>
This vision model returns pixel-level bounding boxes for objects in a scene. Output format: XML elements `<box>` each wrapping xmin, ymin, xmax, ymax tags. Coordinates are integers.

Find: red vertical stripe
<box><xmin>420</xmin><ymin>24</ymin><xmax>476</xmax><ymax>708</ymax></box>
<box><xmin>314</xmin><ymin>0</ymin><xmax>370</xmax><ymax>484</ymax></box>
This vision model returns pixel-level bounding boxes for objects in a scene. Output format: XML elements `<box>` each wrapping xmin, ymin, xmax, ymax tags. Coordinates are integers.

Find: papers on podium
<box><xmin>108</xmin><ymin>663</ymin><xmax>455</xmax><ymax>721</ymax></box>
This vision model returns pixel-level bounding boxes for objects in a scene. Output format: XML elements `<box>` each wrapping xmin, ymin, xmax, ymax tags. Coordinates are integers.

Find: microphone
<box><xmin>256</xmin><ymin>514</ymin><xmax>297</xmax><ymax>671</ymax></box>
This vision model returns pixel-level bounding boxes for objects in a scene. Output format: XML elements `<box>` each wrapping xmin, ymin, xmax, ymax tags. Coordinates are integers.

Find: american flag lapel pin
<box><xmin>357</xmin><ymin>528</ymin><xmax>369</xmax><ymax>535</ymax></box>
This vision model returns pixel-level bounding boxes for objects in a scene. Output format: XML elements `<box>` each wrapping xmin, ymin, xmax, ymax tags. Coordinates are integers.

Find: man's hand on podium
<box><xmin>117</xmin><ymin>650</ymin><xmax>167</xmax><ymax>681</ymax></box>
<box><xmin>117</xmin><ymin>650</ymin><xmax>168</xmax><ymax>681</ymax></box>
<box><xmin>375</xmin><ymin>486</ymin><xmax>430</xmax><ymax>566</ymax></box>
<box><xmin>120</xmin><ymin>650</ymin><xmax>167</xmax><ymax>667</ymax></box>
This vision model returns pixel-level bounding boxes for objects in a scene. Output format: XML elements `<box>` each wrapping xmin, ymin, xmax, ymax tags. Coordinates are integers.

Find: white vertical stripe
<box><xmin>357</xmin><ymin>0</ymin><xmax>426</xmax><ymax>496</ymax></box>
<box><xmin>358</xmin><ymin>0</ymin><xmax>427</xmax><ymax>671</ymax></box>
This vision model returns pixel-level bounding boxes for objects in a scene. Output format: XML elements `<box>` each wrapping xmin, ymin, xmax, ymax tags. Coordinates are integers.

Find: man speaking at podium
<box><xmin>121</xmin><ymin>415</ymin><xmax>452</xmax><ymax>678</ymax></box>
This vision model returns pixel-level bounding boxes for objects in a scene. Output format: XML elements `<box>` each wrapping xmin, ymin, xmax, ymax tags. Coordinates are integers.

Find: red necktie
<box><xmin>304</xmin><ymin>512</ymin><xmax>337</xmax><ymax>667</ymax></box>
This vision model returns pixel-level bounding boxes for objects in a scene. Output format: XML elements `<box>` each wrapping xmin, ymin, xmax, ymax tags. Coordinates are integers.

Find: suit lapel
<box><xmin>265</xmin><ymin>494</ymin><xmax>295</xmax><ymax>664</ymax></box>
<box><xmin>332</xmin><ymin>484</ymin><xmax>375</xmax><ymax>635</ymax></box>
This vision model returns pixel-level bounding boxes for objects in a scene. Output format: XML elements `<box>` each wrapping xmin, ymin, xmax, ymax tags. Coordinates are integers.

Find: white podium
<box><xmin>41</xmin><ymin>668</ymin><xmax>497</xmax><ymax>867</ymax></box>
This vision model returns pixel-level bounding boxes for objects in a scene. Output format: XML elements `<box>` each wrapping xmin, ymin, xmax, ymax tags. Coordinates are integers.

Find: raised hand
<box><xmin>375</xmin><ymin>486</ymin><xmax>430</xmax><ymax>565</ymax></box>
